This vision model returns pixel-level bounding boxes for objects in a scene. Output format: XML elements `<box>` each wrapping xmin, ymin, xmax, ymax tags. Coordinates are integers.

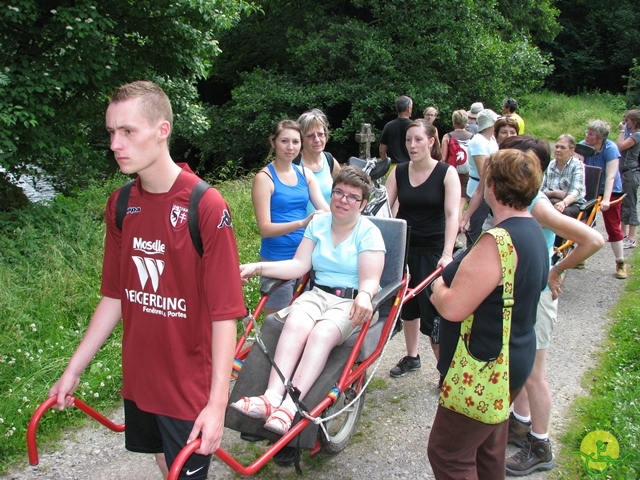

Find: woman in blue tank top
<box><xmin>252</xmin><ymin>120</ymin><xmax>329</xmax><ymax>315</ymax></box>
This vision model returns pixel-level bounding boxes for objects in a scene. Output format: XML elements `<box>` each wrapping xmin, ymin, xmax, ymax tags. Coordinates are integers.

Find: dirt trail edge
<box><xmin>3</xmin><ymin>219</ymin><xmax>627</xmax><ymax>480</ymax></box>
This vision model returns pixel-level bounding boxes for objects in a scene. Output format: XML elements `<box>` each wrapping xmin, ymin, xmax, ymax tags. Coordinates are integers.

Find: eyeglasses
<box><xmin>331</xmin><ymin>189</ymin><xmax>362</xmax><ymax>205</ymax></box>
<box><xmin>305</xmin><ymin>132</ymin><xmax>326</xmax><ymax>141</ymax></box>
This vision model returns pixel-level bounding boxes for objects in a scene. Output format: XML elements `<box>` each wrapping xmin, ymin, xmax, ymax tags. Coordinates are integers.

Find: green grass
<box><xmin>0</xmin><ymin>177</ymin><xmax>126</xmax><ymax>471</ymax></box>
<box><xmin>551</xmin><ymin>249</ymin><xmax>640</xmax><ymax>479</ymax></box>
<box><xmin>520</xmin><ymin>91</ymin><xmax>628</xmax><ymax>142</ymax></box>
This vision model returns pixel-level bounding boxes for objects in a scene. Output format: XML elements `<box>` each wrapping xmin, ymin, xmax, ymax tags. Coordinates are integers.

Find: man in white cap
<box><xmin>460</xmin><ymin>108</ymin><xmax>499</xmax><ymax>244</ymax></box>
<box><xmin>466</xmin><ymin>102</ymin><xmax>484</xmax><ymax>135</ymax></box>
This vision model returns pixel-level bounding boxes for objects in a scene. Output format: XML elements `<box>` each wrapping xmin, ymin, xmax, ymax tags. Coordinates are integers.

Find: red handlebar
<box><xmin>168</xmin><ymin>439</ymin><xmax>202</xmax><ymax>480</ymax></box>
<box><xmin>28</xmin><ymin>395</ymin><xmax>203</xmax><ymax>479</ymax></box>
<box><xmin>403</xmin><ymin>265</ymin><xmax>443</xmax><ymax>302</ymax></box>
<box><xmin>27</xmin><ymin>396</ymin><xmax>124</xmax><ymax>466</ymax></box>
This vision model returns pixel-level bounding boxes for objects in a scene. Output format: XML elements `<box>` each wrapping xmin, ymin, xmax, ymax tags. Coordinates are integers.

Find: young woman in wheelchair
<box><xmin>231</xmin><ymin>166</ymin><xmax>386</xmax><ymax>435</ymax></box>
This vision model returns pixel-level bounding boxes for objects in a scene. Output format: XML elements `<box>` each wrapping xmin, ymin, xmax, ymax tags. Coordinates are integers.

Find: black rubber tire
<box><xmin>318</xmin><ymin>377</ymin><xmax>366</xmax><ymax>454</ymax></box>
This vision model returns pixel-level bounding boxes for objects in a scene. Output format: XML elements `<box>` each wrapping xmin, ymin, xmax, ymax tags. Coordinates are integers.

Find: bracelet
<box><xmin>359</xmin><ymin>290</ymin><xmax>373</xmax><ymax>301</ymax></box>
<box><xmin>553</xmin><ymin>264</ymin><xmax>564</xmax><ymax>275</ymax></box>
<box><xmin>259</xmin><ymin>263</ymin><xmax>263</xmax><ymax>276</ymax></box>
<box><xmin>442</xmin><ymin>251</ymin><xmax>453</xmax><ymax>258</ymax></box>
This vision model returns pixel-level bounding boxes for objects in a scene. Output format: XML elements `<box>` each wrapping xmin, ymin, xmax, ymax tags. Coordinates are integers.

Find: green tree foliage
<box><xmin>197</xmin><ymin>0</ymin><xmax>557</xmax><ymax>172</ymax></box>
<box><xmin>544</xmin><ymin>0</ymin><xmax>640</xmax><ymax>97</ymax></box>
<box><xmin>0</xmin><ymin>0</ymin><xmax>257</xmax><ymax>193</ymax></box>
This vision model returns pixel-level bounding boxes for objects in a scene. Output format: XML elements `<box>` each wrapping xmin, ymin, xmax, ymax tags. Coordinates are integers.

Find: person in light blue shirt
<box><xmin>232</xmin><ymin>167</ymin><xmax>385</xmax><ymax>436</ymax></box>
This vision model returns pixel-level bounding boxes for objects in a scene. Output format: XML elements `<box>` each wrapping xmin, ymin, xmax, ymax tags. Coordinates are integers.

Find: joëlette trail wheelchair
<box><xmin>26</xmin><ymin>216</ymin><xmax>444</xmax><ymax>478</ymax></box>
<box><xmin>554</xmin><ymin>144</ymin><xmax>626</xmax><ymax>263</ymax></box>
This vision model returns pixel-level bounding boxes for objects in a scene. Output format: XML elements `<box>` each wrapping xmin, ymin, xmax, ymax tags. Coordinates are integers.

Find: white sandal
<box><xmin>229</xmin><ymin>395</ymin><xmax>273</xmax><ymax>420</ymax></box>
<box><xmin>263</xmin><ymin>406</ymin><xmax>295</xmax><ymax>436</ymax></box>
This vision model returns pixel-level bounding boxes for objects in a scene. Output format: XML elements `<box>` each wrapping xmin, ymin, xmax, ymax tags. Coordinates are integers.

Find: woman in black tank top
<box><xmin>384</xmin><ymin>119</ymin><xmax>461</xmax><ymax>378</ymax></box>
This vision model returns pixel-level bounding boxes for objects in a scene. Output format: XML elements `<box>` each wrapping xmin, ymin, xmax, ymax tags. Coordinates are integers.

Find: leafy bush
<box><xmin>196</xmin><ymin>0</ymin><xmax>556</xmax><ymax>176</ymax></box>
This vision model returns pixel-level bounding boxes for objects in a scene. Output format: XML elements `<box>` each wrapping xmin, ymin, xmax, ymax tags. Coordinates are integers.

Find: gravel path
<box><xmin>3</xmin><ymin>218</ymin><xmax>627</xmax><ymax>480</ymax></box>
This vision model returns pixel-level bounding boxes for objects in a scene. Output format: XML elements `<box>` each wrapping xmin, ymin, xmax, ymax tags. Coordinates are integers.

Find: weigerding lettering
<box><xmin>125</xmin><ymin>289</ymin><xmax>187</xmax><ymax>313</ymax></box>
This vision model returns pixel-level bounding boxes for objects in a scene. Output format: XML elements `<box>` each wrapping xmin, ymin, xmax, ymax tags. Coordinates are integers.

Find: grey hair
<box><xmin>395</xmin><ymin>95</ymin><xmax>413</xmax><ymax>113</ymax></box>
<box><xmin>297</xmin><ymin>108</ymin><xmax>330</xmax><ymax>137</ymax></box>
<box><xmin>587</xmin><ymin>120</ymin><xmax>610</xmax><ymax>139</ymax></box>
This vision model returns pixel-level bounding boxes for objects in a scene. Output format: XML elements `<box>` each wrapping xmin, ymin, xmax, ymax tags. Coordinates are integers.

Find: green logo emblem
<box><xmin>571</xmin><ymin>430</ymin><xmax>635</xmax><ymax>476</ymax></box>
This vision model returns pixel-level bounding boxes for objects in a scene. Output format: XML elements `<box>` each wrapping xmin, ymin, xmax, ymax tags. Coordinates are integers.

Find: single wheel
<box><xmin>318</xmin><ymin>376</ymin><xmax>366</xmax><ymax>454</ymax></box>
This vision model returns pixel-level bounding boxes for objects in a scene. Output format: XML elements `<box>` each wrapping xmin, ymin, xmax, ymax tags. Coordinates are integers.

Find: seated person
<box><xmin>541</xmin><ymin>134</ymin><xmax>586</xmax><ymax>219</ymax></box>
<box><xmin>230</xmin><ymin>166</ymin><xmax>386</xmax><ymax>435</ymax></box>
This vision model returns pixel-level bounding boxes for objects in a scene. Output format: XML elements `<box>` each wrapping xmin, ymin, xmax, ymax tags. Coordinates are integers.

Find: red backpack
<box><xmin>447</xmin><ymin>136</ymin><xmax>470</xmax><ymax>174</ymax></box>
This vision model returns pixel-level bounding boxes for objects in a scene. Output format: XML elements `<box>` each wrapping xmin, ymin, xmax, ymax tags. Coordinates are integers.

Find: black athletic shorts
<box><xmin>124</xmin><ymin>399</ymin><xmax>212</xmax><ymax>480</ymax></box>
<box><xmin>401</xmin><ymin>247</ymin><xmax>440</xmax><ymax>336</ymax></box>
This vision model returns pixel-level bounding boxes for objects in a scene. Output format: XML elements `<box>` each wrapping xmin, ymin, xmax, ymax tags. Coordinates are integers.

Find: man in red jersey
<box><xmin>49</xmin><ymin>81</ymin><xmax>246</xmax><ymax>480</ymax></box>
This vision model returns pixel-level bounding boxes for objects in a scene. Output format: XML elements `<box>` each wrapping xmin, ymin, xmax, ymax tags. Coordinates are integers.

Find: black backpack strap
<box><xmin>324</xmin><ymin>151</ymin><xmax>335</xmax><ymax>174</ymax></box>
<box><xmin>295</xmin><ymin>152</ymin><xmax>335</xmax><ymax>174</ymax></box>
<box><xmin>115</xmin><ymin>180</ymin><xmax>135</xmax><ymax>230</ymax></box>
<box><xmin>189</xmin><ymin>180</ymin><xmax>212</xmax><ymax>257</ymax></box>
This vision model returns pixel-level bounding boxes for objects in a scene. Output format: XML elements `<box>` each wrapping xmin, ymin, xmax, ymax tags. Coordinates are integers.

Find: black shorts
<box><xmin>401</xmin><ymin>248</ymin><xmax>440</xmax><ymax>335</ymax></box>
<box><xmin>124</xmin><ymin>399</ymin><xmax>211</xmax><ymax>480</ymax></box>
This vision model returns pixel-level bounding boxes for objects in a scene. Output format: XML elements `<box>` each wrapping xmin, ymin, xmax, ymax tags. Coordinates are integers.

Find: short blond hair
<box><xmin>109</xmin><ymin>81</ymin><xmax>173</xmax><ymax>128</ymax></box>
<box><xmin>451</xmin><ymin>110</ymin><xmax>469</xmax><ymax>129</ymax></box>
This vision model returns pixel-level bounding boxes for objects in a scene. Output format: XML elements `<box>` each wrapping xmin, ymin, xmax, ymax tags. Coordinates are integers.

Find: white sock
<box><xmin>530</xmin><ymin>430</ymin><xmax>549</xmax><ymax>441</ymax></box>
<box><xmin>278</xmin><ymin>395</ymin><xmax>298</xmax><ymax>415</ymax></box>
<box><xmin>264</xmin><ymin>389</ymin><xmax>283</xmax><ymax>407</ymax></box>
<box><xmin>513</xmin><ymin>411</ymin><xmax>531</xmax><ymax>423</ymax></box>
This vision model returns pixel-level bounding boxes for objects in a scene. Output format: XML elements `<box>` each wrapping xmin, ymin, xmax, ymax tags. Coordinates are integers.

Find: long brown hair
<box><xmin>267</xmin><ymin>119</ymin><xmax>301</xmax><ymax>158</ymax></box>
<box><xmin>406</xmin><ymin>119</ymin><xmax>442</xmax><ymax>160</ymax></box>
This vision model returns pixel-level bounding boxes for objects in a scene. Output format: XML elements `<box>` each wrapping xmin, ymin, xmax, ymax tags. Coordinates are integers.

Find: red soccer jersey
<box><xmin>101</xmin><ymin>164</ymin><xmax>246</xmax><ymax>420</ymax></box>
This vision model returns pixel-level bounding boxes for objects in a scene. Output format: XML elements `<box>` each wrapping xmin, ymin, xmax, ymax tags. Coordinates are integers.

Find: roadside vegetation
<box><xmin>0</xmin><ymin>90</ymin><xmax>637</xmax><ymax>477</ymax></box>
<box><xmin>521</xmin><ymin>91</ymin><xmax>628</xmax><ymax>142</ymax></box>
<box><xmin>552</xmin><ymin>251</ymin><xmax>640</xmax><ymax>479</ymax></box>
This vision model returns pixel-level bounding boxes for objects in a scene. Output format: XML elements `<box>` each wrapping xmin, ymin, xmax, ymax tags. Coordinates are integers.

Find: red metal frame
<box><xmin>27</xmin><ymin>395</ymin><xmax>124</xmax><ymax>466</ymax></box>
<box><xmin>28</xmin><ymin>266</ymin><xmax>451</xmax><ymax>478</ymax></box>
<box><xmin>170</xmin><ymin>272</ymin><xmax>412</xmax><ymax>478</ymax></box>
<box><xmin>554</xmin><ymin>194</ymin><xmax>625</xmax><ymax>259</ymax></box>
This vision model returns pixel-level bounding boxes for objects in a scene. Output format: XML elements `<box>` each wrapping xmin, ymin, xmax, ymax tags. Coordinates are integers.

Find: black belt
<box><xmin>470</xmin><ymin>175</ymin><xmax>480</xmax><ymax>182</ymax></box>
<box><xmin>621</xmin><ymin>166</ymin><xmax>640</xmax><ymax>174</ymax></box>
<box><xmin>314</xmin><ymin>284</ymin><xmax>359</xmax><ymax>299</ymax></box>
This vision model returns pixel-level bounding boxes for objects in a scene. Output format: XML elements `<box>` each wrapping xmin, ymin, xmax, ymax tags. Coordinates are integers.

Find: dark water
<box><xmin>1</xmin><ymin>167</ymin><xmax>56</xmax><ymax>203</ymax></box>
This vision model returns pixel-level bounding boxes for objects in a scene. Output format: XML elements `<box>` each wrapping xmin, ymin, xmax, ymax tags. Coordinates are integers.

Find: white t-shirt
<box><xmin>467</xmin><ymin>133</ymin><xmax>498</xmax><ymax>197</ymax></box>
